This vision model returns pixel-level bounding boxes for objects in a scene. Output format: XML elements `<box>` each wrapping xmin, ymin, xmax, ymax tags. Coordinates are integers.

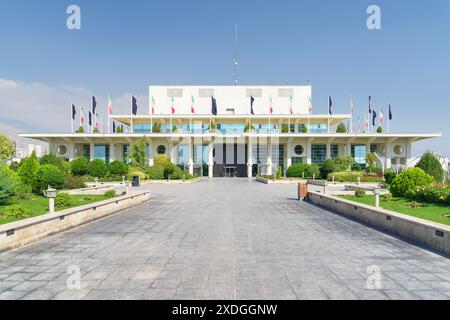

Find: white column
<box><xmin>90</xmin><ymin>143</ymin><xmax>95</xmax><ymax>161</ymax></box>
<box><xmin>385</xmin><ymin>143</ymin><xmax>392</xmax><ymax>169</ymax></box>
<box><xmin>188</xmin><ymin>138</ymin><xmax>194</xmax><ymax>175</ymax></box>
<box><xmin>208</xmin><ymin>142</ymin><xmax>214</xmax><ymax>178</ymax></box>
<box><xmin>247</xmin><ymin>136</ymin><xmax>253</xmax><ymax>178</ymax></box>
<box><xmin>306</xmin><ymin>140</ymin><xmax>312</xmax><ymax>165</ymax></box>
<box><xmin>266</xmin><ymin>138</ymin><xmax>273</xmax><ymax>175</ymax></box>
<box><xmin>326</xmin><ymin>143</ymin><xmax>331</xmax><ymax>159</ymax></box>
<box><xmin>170</xmin><ymin>142</ymin><xmax>177</xmax><ymax>165</ymax></box>
<box><xmin>109</xmin><ymin>143</ymin><xmax>115</xmax><ymax>162</ymax></box>
<box><xmin>406</xmin><ymin>140</ymin><xmax>413</xmax><ymax>166</ymax></box>
<box><xmin>346</xmin><ymin>143</ymin><xmax>351</xmax><ymax>157</ymax></box>
<box><xmin>148</xmin><ymin>140</ymin><xmax>154</xmax><ymax>166</ymax></box>
<box><xmin>286</xmin><ymin>140</ymin><xmax>292</xmax><ymax>169</ymax></box>
<box><xmin>338</xmin><ymin>144</ymin><xmax>345</xmax><ymax>157</ymax></box>
<box><xmin>68</xmin><ymin>143</ymin><xmax>76</xmax><ymax>161</ymax></box>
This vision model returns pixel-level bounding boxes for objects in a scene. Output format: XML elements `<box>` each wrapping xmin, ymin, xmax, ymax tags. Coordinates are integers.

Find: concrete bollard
<box><xmin>374</xmin><ymin>189</ymin><xmax>380</xmax><ymax>208</ymax></box>
<box><xmin>323</xmin><ymin>184</ymin><xmax>327</xmax><ymax>194</ymax></box>
<box><xmin>356</xmin><ymin>176</ymin><xmax>361</xmax><ymax>186</ymax></box>
<box><xmin>332</xmin><ymin>175</ymin><xmax>335</xmax><ymax>184</ymax></box>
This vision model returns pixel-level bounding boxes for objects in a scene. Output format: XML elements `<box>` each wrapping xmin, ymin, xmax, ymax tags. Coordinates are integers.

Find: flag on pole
<box><xmin>131</xmin><ymin>96</ymin><xmax>138</xmax><ymax>115</ymax></box>
<box><xmin>308</xmin><ymin>95</ymin><xmax>313</xmax><ymax>114</ymax></box>
<box><xmin>250</xmin><ymin>96</ymin><xmax>255</xmax><ymax>115</ymax></box>
<box><xmin>289</xmin><ymin>96</ymin><xmax>293</xmax><ymax>115</ymax></box>
<box><xmin>191</xmin><ymin>95</ymin><xmax>195</xmax><ymax>114</ymax></box>
<box><xmin>151</xmin><ymin>96</ymin><xmax>155</xmax><ymax>115</ymax></box>
<box><xmin>357</xmin><ymin>116</ymin><xmax>361</xmax><ymax>133</ymax></box>
<box><xmin>92</xmin><ymin>96</ymin><xmax>97</xmax><ymax>115</ymax></box>
<box><xmin>372</xmin><ymin>110</ymin><xmax>377</xmax><ymax>127</ymax></box>
<box><xmin>113</xmin><ymin>121</ymin><xmax>116</xmax><ymax>133</ymax></box>
<box><xmin>95</xmin><ymin>113</ymin><xmax>99</xmax><ymax>129</ymax></box>
<box><xmin>80</xmin><ymin>107</ymin><xmax>84</xmax><ymax>125</ymax></box>
<box><xmin>365</xmin><ymin>113</ymin><xmax>369</xmax><ymax>131</ymax></box>
<box><xmin>88</xmin><ymin>111</ymin><xmax>92</xmax><ymax>127</ymax></box>
<box><xmin>211</xmin><ymin>97</ymin><xmax>217</xmax><ymax>115</ymax></box>
<box><xmin>368</xmin><ymin>96</ymin><xmax>372</xmax><ymax>114</ymax></box>
<box><xmin>108</xmin><ymin>95</ymin><xmax>113</xmax><ymax>116</ymax></box>
<box><xmin>328</xmin><ymin>96</ymin><xmax>333</xmax><ymax>115</ymax></box>
<box><xmin>389</xmin><ymin>104</ymin><xmax>393</xmax><ymax>120</ymax></box>
<box><xmin>170</xmin><ymin>97</ymin><xmax>175</xmax><ymax>114</ymax></box>
<box><xmin>269</xmin><ymin>97</ymin><xmax>273</xmax><ymax>115</ymax></box>
<box><xmin>379</xmin><ymin>108</ymin><xmax>384</xmax><ymax>125</ymax></box>
<box><xmin>72</xmin><ymin>104</ymin><xmax>76</xmax><ymax>120</ymax></box>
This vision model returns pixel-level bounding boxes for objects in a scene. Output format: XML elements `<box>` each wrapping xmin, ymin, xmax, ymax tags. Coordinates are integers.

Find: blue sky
<box><xmin>0</xmin><ymin>0</ymin><xmax>449</xmax><ymax>155</ymax></box>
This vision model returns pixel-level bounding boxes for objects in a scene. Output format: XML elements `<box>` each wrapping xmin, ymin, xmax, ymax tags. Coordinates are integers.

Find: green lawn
<box><xmin>342</xmin><ymin>195</ymin><xmax>450</xmax><ymax>226</ymax></box>
<box><xmin>0</xmin><ymin>194</ymin><xmax>112</xmax><ymax>225</ymax></box>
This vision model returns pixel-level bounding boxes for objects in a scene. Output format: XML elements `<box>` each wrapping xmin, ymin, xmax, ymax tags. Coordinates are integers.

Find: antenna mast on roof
<box><xmin>233</xmin><ymin>24</ymin><xmax>238</xmax><ymax>86</ymax></box>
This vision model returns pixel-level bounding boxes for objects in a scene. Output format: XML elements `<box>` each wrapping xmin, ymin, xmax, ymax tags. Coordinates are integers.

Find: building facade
<box><xmin>20</xmin><ymin>85</ymin><xmax>441</xmax><ymax>177</ymax></box>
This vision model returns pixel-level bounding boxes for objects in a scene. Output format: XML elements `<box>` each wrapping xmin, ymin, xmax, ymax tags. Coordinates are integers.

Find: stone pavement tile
<box><xmin>22</xmin><ymin>290</ymin><xmax>58</xmax><ymax>300</ymax></box>
<box><xmin>151</xmin><ymin>278</ymin><xmax>181</xmax><ymax>289</ymax></box>
<box><xmin>0</xmin><ymin>290</ymin><xmax>27</xmax><ymax>300</ymax></box>
<box><xmin>29</xmin><ymin>272</ymin><xmax>61</xmax><ymax>281</ymax></box>
<box><xmin>10</xmin><ymin>281</ymin><xmax>47</xmax><ymax>291</ymax></box>
<box><xmin>412</xmin><ymin>290</ymin><xmax>450</xmax><ymax>300</ymax></box>
<box><xmin>143</xmin><ymin>288</ymin><xmax>177</xmax><ymax>300</ymax></box>
<box><xmin>173</xmin><ymin>288</ymin><xmax>207</xmax><ymax>300</ymax></box>
<box><xmin>3</xmin><ymin>272</ymin><xmax>34</xmax><ymax>282</ymax></box>
<box><xmin>52</xmin><ymin>289</ymin><xmax>91</xmax><ymax>300</ymax></box>
<box><xmin>121</xmin><ymin>279</ymin><xmax>154</xmax><ymax>290</ymax></box>
<box><xmin>0</xmin><ymin>281</ymin><xmax>20</xmax><ymax>291</ymax></box>
<box><xmin>383</xmin><ymin>290</ymin><xmax>421</xmax><ymax>300</ymax></box>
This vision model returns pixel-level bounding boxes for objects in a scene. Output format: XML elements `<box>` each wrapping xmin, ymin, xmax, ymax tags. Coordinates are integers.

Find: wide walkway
<box><xmin>0</xmin><ymin>179</ymin><xmax>449</xmax><ymax>300</ymax></box>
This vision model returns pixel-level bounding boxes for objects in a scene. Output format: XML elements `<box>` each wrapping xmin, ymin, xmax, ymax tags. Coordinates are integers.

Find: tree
<box><xmin>33</xmin><ymin>164</ymin><xmax>65</xmax><ymax>192</ymax></box>
<box><xmin>336</xmin><ymin>123</ymin><xmax>347</xmax><ymax>133</ymax></box>
<box><xmin>0</xmin><ymin>164</ymin><xmax>19</xmax><ymax>203</ymax></box>
<box><xmin>40</xmin><ymin>154</ymin><xmax>64</xmax><ymax>172</ymax></box>
<box><xmin>17</xmin><ymin>151</ymin><xmax>40</xmax><ymax>185</ymax></box>
<box><xmin>333</xmin><ymin>156</ymin><xmax>354</xmax><ymax>172</ymax></box>
<box><xmin>130</xmin><ymin>137</ymin><xmax>147</xmax><ymax>169</ymax></box>
<box><xmin>154</xmin><ymin>155</ymin><xmax>176</xmax><ymax>179</ymax></box>
<box><xmin>87</xmin><ymin>159</ymin><xmax>108</xmax><ymax>177</ymax></box>
<box><xmin>0</xmin><ymin>134</ymin><xmax>15</xmax><ymax>160</ymax></box>
<box><xmin>416</xmin><ymin>152</ymin><xmax>445</xmax><ymax>182</ymax></box>
<box><xmin>365</xmin><ymin>152</ymin><xmax>378</xmax><ymax>173</ymax></box>
<box><xmin>70</xmin><ymin>157</ymin><xmax>89</xmax><ymax>176</ymax></box>
<box><xmin>108</xmin><ymin>160</ymin><xmax>128</xmax><ymax>176</ymax></box>
<box><xmin>320</xmin><ymin>159</ymin><xmax>337</xmax><ymax>178</ymax></box>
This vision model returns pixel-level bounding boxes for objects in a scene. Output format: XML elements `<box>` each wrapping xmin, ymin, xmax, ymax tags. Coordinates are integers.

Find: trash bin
<box><xmin>298</xmin><ymin>182</ymin><xmax>308</xmax><ymax>201</ymax></box>
<box><xmin>132</xmin><ymin>176</ymin><xmax>140</xmax><ymax>187</ymax></box>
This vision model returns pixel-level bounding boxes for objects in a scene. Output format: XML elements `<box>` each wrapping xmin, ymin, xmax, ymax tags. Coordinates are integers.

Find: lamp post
<box><xmin>373</xmin><ymin>189</ymin><xmax>380</xmax><ymax>208</ymax></box>
<box><xmin>44</xmin><ymin>186</ymin><xmax>57</xmax><ymax>213</ymax></box>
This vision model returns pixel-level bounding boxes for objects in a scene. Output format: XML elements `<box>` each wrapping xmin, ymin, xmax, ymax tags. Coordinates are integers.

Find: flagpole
<box><xmin>71</xmin><ymin>103</ymin><xmax>74</xmax><ymax>134</ymax></box>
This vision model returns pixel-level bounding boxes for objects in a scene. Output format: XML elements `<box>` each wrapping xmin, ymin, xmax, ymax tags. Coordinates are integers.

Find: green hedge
<box><xmin>390</xmin><ymin>167</ymin><xmax>434</xmax><ymax>197</ymax></box>
<box><xmin>326</xmin><ymin>172</ymin><xmax>383</xmax><ymax>183</ymax></box>
<box><xmin>286</xmin><ymin>164</ymin><xmax>320</xmax><ymax>178</ymax></box>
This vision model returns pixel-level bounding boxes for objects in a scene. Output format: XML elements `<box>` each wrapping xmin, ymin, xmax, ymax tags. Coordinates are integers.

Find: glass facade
<box><xmin>83</xmin><ymin>144</ymin><xmax>90</xmax><ymax>159</ymax></box>
<box><xmin>298</xmin><ymin>124</ymin><xmax>306</xmax><ymax>133</ymax></box>
<box><xmin>94</xmin><ymin>145</ymin><xmax>110</xmax><ymax>163</ymax></box>
<box><xmin>133</xmin><ymin>123</ymin><xmax>151</xmax><ymax>133</ymax></box>
<box><xmin>217</xmin><ymin>123</ymin><xmax>245</xmax><ymax>135</ymax></box>
<box><xmin>311</xmin><ymin>144</ymin><xmax>326</xmax><ymax>165</ymax></box>
<box><xmin>122</xmin><ymin>144</ymin><xmax>130</xmax><ymax>164</ymax></box>
<box><xmin>309</xmin><ymin>124</ymin><xmax>327</xmax><ymax>133</ymax></box>
<box><xmin>291</xmin><ymin>157</ymin><xmax>303</xmax><ymax>165</ymax></box>
<box><xmin>330</xmin><ymin>144</ymin><xmax>339</xmax><ymax>158</ymax></box>
<box><xmin>352</xmin><ymin>144</ymin><xmax>367</xmax><ymax>168</ymax></box>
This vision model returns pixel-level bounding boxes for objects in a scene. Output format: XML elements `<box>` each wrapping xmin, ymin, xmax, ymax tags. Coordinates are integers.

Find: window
<box><xmin>272</xmin><ymin>144</ymin><xmax>285</xmax><ymax>173</ymax></box>
<box><xmin>217</xmin><ymin>123</ymin><xmax>245</xmax><ymax>134</ymax></box>
<box><xmin>311</xmin><ymin>144</ymin><xmax>326</xmax><ymax>165</ymax></box>
<box><xmin>352</xmin><ymin>145</ymin><xmax>367</xmax><ymax>168</ymax></box>
<box><xmin>57</xmin><ymin>145</ymin><xmax>67</xmax><ymax>156</ymax></box>
<box><xmin>157</xmin><ymin>145</ymin><xmax>166</xmax><ymax>155</ymax></box>
<box><xmin>309</xmin><ymin>124</ymin><xmax>327</xmax><ymax>133</ymax></box>
<box><xmin>94</xmin><ymin>145</ymin><xmax>110</xmax><ymax>163</ymax></box>
<box><xmin>292</xmin><ymin>157</ymin><xmax>303</xmax><ymax>165</ymax></box>
<box><xmin>289</xmin><ymin>124</ymin><xmax>295</xmax><ymax>133</ymax></box>
<box><xmin>83</xmin><ymin>145</ymin><xmax>90</xmax><ymax>159</ymax></box>
<box><xmin>133</xmin><ymin>123</ymin><xmax>151</xmax><ymax>133</ymax></box>
<box><xmin>298</xmin><ymin>124</ymin><xmax>306</xmax><ymax>133</ymax></box>
<box><xmin>122</xmin><ymin>144</ymin><xmax>130</xmax><ymax>164</ymax></box>
<box><xmin>294</xmin><ymin>145</ymin><xmax>304</xmax><ymax>156</ymax></box>
<box><xmin>330</xmin><ymin>144</ymin><xmax>339</xmax><ymax>158</ymax></box>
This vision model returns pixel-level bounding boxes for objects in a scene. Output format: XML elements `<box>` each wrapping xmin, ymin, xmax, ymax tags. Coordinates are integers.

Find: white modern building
<box><xmin>20</xmin><ymin>85</ymin><xmax>441</xmax><ymax>177</ymax></box>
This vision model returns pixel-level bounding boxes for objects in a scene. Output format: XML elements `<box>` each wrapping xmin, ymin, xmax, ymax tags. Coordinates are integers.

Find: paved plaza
<box><xmin>0</xmin><ymin>179</ymin><xmax>449</xmax><ymax>300</ymax></box>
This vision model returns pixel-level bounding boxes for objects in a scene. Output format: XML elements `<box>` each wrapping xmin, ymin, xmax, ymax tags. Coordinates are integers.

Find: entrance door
<box><xmin>213</xmin><ymin>143</ymin><xmax>248</xmax><ymax>177</ymax></box>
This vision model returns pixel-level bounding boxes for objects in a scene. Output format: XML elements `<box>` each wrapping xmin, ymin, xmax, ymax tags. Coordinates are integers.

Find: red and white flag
<box><xmin>269</xmin><ymin>97</ymin><xmax>273</xmax><ymax>115</ymax></box>
<box><xmin>151</xmin><ymin>96</ymin><xmax>155</xmax><ymax>115</ymax></box>
<box><xmin>191</xmin><ymin>95</ymin><xmax>196</xmax><ymax>114</ymax></box>
<box><xmin>108</xmin><ymin>95</ymin><xmax>113</xmax><ymax>116</ymax></box>
<box><xmin>80</xmin><ymin>107</ymin><xmax>84</xmax><ymax>125</ymax></box>
<box><xmin>289</xmin><ymin>96</ymin><xmax>293</xmax><ymax>115</ymax></box>
<box><xmin>171</xmin><ymin>97</ymin><xmax>175</xmax><ymax>114</ymax></box>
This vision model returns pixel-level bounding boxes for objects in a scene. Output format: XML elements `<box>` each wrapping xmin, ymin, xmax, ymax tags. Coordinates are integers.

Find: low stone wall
<box><xmin>256</xmin><ymin>177</ymin><xmax>307</xmax><ymax>184</ymax></box>
<box><xmin>63</xmin><ymin>185</ymin><xmax>115</xmax><ymax>195</ymax></box>
<box><xmin>141</xmin><ymin>177</ymin><xmax>202</xmax><ymax>184</ymax></box>
<box><xmin>308</xmin><ymin>191</ymin><xmax>450</xmax><ymax>256</ymax></box>
<box><xmin>0</xmin><ymin>191</ymin><xmax>150</xmax><ymax>253</ymax></box>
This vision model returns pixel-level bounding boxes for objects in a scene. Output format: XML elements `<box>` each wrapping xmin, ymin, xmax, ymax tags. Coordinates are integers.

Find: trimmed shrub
<box><xmin>104</xmin><ymin>189</ymin><xmax>117</xmax><ymax>198</ymax></box>
<box><xmin>416</xmin><ymin>152</ymin><xmax>444</xmax><ymax>183</ymax></box>
<box><xmin>384</xmin><ymin>169</ymin><xmax>397</xmax><ymax>185</ymax></box>
<box><xmin>33</xmin><ymin>164</ymin><xmax>65</xmax><ymax>192</ymax></box>
<box><xmin>327</xmin><ymin>172</ymin><xmax>360</xmax><ymax>182</ymax></box>
<box><xmin>355</xmin><ymin>188</ymin><xmax>366</xmax><ymax>198</ymax></box>
<box><xmin>3</xmin><ymin>204</ymin><xmax>31</xmax><ymax>219</ymax></box>
<box><xmin>0</xmin><ymin>165</ymin><xmax>20</xmax><ymax>203</ymax></box>
<box><xmin>360</xmin><ymin>173</ymin><xmax>384</xmax><ymax>183</ymax></box>
<box><xmin>63</xmin><ymin>175</ymin><xmax>86</xmax><ymax>190</ymax></box>
<box><xmin>281</xmin><ymin>124</ymin><xmax>289</xmax><ymax>133</ymax></box>
<box><xmin>127</xmin><ymin>166</ymin><xmax>147</xmax><ymax>181</ymax></box>
<box><xmin>152</xmin><ymin>122</ymin><xmax>161</xmax><ymax>133</ymax></box>
<box><xmin>383</xmin><ymin>193</ymin><xmax>393</xmax><ymax>202</ymax></box>
<box><xmin>390</xmin><ymin>167</ymin><xmax>434</xmax><ymax>197</ymax></box>
<box><xmin>286</xmin><ymin>163</ymin><xmax>309</xmax><ymax>178</ymax></box>
<box><xmin>377</xmin><ymin>126</ymin><xmax>383</xmax><ymax>133</ymax></box>
<box><xmin>40</xmin><ymin>154</ymin><xmax>64</xmax><ymax>172</ymax></box>
<box><xmin>352</xmin><ymin>163</ymin><xmax>362</xmax><ymax>171</ymax></box>
<box><xmin>14</xmin><ymin>183</ymin><xmax>32</xmax><ymax>200</ymax></box>
<box><xmin>87</xmin><ymin>159</ymin><xmax>108</xmax><ymax>178</ymax></box>
<box><xmin>334</xmin><ymin>156</ymin><xmax>354</xmax><ymax>172</ymax></box>
<box><xmin>415</xmin><ymin>184</ymin><xmax>450</xmax><ymax>204</ymax></box>
<box><xmin>108</xmin><ymin>160</ymin><xmax>128</xmax><ymax>176</ymax></box>
<box><xmin>301</xmin><ymin>125</ymin><xmax>308</xmax><ymax>133</ymax></box>
<box><xmin>17</xmin><ymin>151</ymin><xmax>40</xmax><ymax>185</ymax></box>
<box><xmin>171</xmin><ymin>167</ymin><xmax>187</xmax><ymax>180</ymax></box>
<box><xmin>154</xmin><ymin>155</ymin><xmax>176</xmax><ymax>179</ymax></box>
<box><xmin>147</xmin><ymin>165</ymin><xmax>164</xmax><ymax>180</ymax></box>
<box><xmin>71</xmin><ymin>157</ymin><xmax>89</xmax><ymax>176</ymax></box>
<box><xmin>276</xmin><ymin>166</ymin><xmax>282</xmax><ymax>178</ymax></box>
<box><xmin>320</xmin><ymin>159</ymin><xmax>337</xmax><ymax>179</ymax></box>
<box><xmin>404</xmin><ymin>189</ymin><xmax>417</xmax><ymax>200</ymax></box>
<box><xmin>76</xmin><ymin>126</ymin><xmax>85</xmax><ymax>133</ymax></box>
<box><xmin>336</xmin><ymin>123</ymin><xmax>347</xmax><ymax>133</ymax></box>
<box><xmin>55</xmin><ymin>192</ymin><xmax>73</xmax><ymax>209</ymax></box>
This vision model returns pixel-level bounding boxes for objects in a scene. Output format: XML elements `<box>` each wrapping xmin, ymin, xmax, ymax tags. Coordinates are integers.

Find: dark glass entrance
<box><xmin>213</xmin><ymin>143</ymin><xmax>248</xmax><ymax>177</ymax></box>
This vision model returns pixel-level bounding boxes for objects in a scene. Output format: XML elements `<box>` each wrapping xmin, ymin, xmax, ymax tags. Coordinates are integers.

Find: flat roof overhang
<box><xmin>19</xmin><ymin>133</ymin><xmax>442</xmax><ymax>144</ymax></box>
<box><xmin>109</xmin><ymin>114</ymin><xmax>351</xmax><ymax>126</ymax></box>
